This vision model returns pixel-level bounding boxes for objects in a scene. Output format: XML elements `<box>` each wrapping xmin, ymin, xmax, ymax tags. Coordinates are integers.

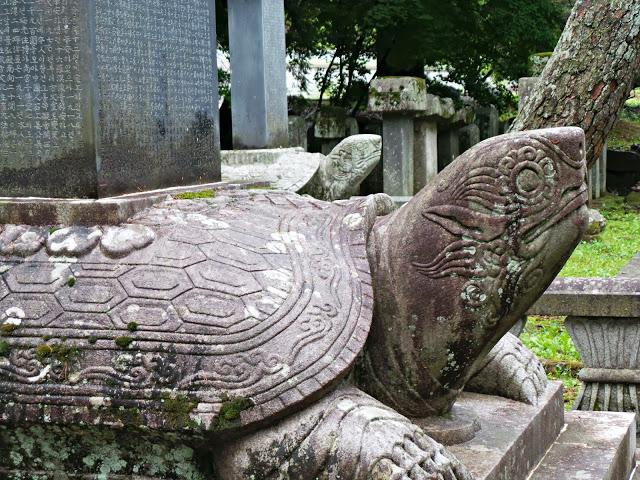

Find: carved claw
<box><xmin>213</xmin><ymin>384</ymin><xmax>472</xmax><ymax>480</ymax></box>
<box><xmin>466</xmin><ymin>333</ymin><xmax>548</xmax><ymax>405</ymax></box>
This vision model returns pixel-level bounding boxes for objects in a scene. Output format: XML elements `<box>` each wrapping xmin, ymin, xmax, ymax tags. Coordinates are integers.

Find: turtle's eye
<box><xmin>515</xmin><ymin>165</ymin><xmax>542</xmax><ymax>196</ymax></box>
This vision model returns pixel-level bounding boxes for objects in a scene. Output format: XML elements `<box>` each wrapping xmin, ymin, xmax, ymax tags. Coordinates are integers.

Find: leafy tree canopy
<box><xmin>217</xmin><ymin>0</ymin><xmax>566</xmax><ymax>112</ymax></box>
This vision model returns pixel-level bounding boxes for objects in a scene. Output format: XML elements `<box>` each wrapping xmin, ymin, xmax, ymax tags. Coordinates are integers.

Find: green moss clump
<box><xmin>161</xmin><ymin>394</ymin><xmax>198</xmax><ymax>429</ymax></box>
<box><xmin>211</xmin><ymin>394</ymin><xmax>254</xmax><ymax>432</ymax></box>
<box><xmin>174</xmin><ymin>189</ymin><xmax>216</xmax><ymax>200</ymax></box>
<box><xmin>35</xmin><ymin>342</ymin><xmax>80</xmax><ymax>364</ymax></box>
<box><xmin>127</xmin><ymin>322</ymin><xmax>139</xmax><ymax>332</ymax></box>
<box><xmin>0</xmin><ymin>341</ymin><xmax>10</xmax><ymax>357</ymax></box>
<box><xmin>1</xmin><ymin>323</ymin><xmax>17</xmax><ymax>334</ymax></box>
<box><xmin>115</xmin><ymin>336</ymin><xmax>134</xmax><ymax>349</ymax></box>
<box><xmin>88</xmin><ymin>336</ymin><xmax>98</xmax><ymax>345</ymax></box>
<box><xmin>67</xmin><ymin>277</ymin><xmax>77</xmax><ymax>287</ymax></box>
<box><xmin>48</xmin><ymin>226</ymin><xmax>61</xmax><ymax>234</ymax></box>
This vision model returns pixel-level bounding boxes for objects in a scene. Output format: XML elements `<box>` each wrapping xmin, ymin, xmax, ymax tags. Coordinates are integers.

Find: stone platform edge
<box><xmin>0</xmin><ymin>181</ymin><xmax>269</xmax><ymax>226</ymax></box>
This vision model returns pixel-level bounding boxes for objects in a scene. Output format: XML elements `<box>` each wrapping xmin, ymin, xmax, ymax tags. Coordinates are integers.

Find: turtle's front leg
<box><xmin>465</xmin><ymin>332</ymin><xmax>548</xmax><ymax>405</ymax></box>
<box><xmin>212</xmin><ymin>383</ymin><xmax>472</xmax><ymax>480</ymax></box>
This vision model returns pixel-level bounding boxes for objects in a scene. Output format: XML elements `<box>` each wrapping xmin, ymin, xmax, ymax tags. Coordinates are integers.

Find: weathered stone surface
<box><xmin>518</xmin><ymin>77</ymin><xmax>540</xmax><ymax>112</ymax></box>
<box><xmin>466</xmin><ymin>333</ymin><xmax>548</xmax><ymax>406</ymax></box>
<box><xmin>215</xmin><ymin>384</ymin><xmax>473</xmax><ymax>480</ymax></box>
<box><xmin>0</xmin><ymin>1</ymin><xmax>221</xmax><ymax>198</ymax></box>
<box><xmin>101</xmin><ymin>224</ymin><xmax>156</xmax><ymax>258</ymax></box>
<box><xmin>0</xmin><ymin>191</ymin><xmax>374</xmax><ymax>436</ymax></box>
<box><xmin>449</xmin><ymin>382</ymin><xmax>564</xmax><ymax>480</ymax></box>
<box><xmin>47</xmin><ymin>226</ymin><xmax>102</xmax><ymax>257</ymax></box>
<box><xmin>314</xmin><ymin>111</ymin><xmax>347</xmax><ymax>139</ymax></box>
<box><xmin>301</xmin><ymin>135</ymin><xmax>382</xmax><ymax>201</ymax></box>
<box><xmin>414</xmin><ymin>404</ymin><xmax>482</xmax><ymax>446</ymax></box>
<box><xmin>0</xmin><ymin>181</ymin><xmax>247</xmax><ymax>226</ymax></box>
<box><xmin>618</xmin><ymin>254</ymin><xmax>640</xmax><ymax>278</ymax></box>
<box><xmin>228</xmin><ymin>0</ymin><xmax>288</xmax><ymax>149</ymax></box>
<box><xmin>414</xmin><ymin>119</ymin><xmax>438</xmax><ymax>191</ymax></box>
<box><xmin>475</xmin><ymin>105</ymin><xmax>500</xmax><ymax>140</ymax></box>
<box><xmin>369</xmin><ymin>77</ymin><xmax>428</xmax><ymax>113</ymax></box>
<box><xmin>528</xmin><ymin>411</ymin><xmax>636</xmax><ymax>480</ymax></box>
<box><xmin>288</xmin><ymin>115</ymin><xmax>308</xmax><ymax>150</ymax></box>
<box><xmin>584</xmin><ymin>208</ymin><xmax>607</xmax><ymax>240</ymax></box>
<box><xmin>222</xmin><ymin>136</ymin><xmax>381</xmax><ymax>201</ymax></box>
<box><xmin>222</xmin><ymin>149</ymin><xmax>319</xmax><ymax>193</ymax></box>
<box><xmin>529</xmin><ymin>277</ymin><xmax>640</xmax><ymax>317</ymax></box>
<box><xmin>459</xmin><ymin>124</ymin><xmax>481</xmax><ymax>153</ymax></box>
<box><xmin>381</xmin><ymin>116</ymin><xmax>415</xmax><ymax>196</ymax></box>
<box><xmin>0</xmin><ymin>225</ymin><xmax>46</xmax><ymax>257</ymax></box>
<box><xmin>359</xmin><ymin>127</ymin><xmax>589</xmax><ymax>417</ymax></box>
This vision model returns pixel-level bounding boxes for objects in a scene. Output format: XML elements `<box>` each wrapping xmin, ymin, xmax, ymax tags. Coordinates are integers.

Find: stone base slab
<box><xmin>449</xmin><ymin>382</ymin><xmax>564</xmax><ymax>480</ymax></box>
<box><xmin>0</xmin><ymin>181</ymin><xmax>265</xmax><ymax>226</ymax></box>
<box><xmin>530</xmin><ymin>411</ymin><xmax>636</xmax><ymax>480</ymax></box>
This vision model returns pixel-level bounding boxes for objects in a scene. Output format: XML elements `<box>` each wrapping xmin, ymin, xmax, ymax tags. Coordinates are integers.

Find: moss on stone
<box><xmin>126</xmin><ymin>322</ymin><xmax>139</xmax><ymax>332</ymax></box>
<box><xmin>0</xmin><ymin>341</ymin><xmax>10</xmax><ymax>357</ymax></box>
<box><xmin>114</xmin><ymin>336</ymin><xmax>134</xmax><ymax>349</ymax></box>
<box><xmin>35</xmin><ymin>342</ymin><xmax>80</xmax><ymax>365</ymax></box>
<box><xmin>174</xmin><ymin>189</ymin><xmax>216</xmax><ymax>200</ymax></box>
<box><xmin>211</xmin><ymin>394</ymin><xmax>254</xmax><ymax>432</ymax></box>
<box><xmin>1</xmin><ymin>323</ymin><xmax>17</xmax><ymax>334</ymax></box>
<box><xmin>161</xmin><ymin>394</ymin><xmax>198</xmax><ymax>430</ymax></box>
<box><xmin>88</xmin><ymin>336</ymin><xmax>98</xmax><ymax>345</ymax></box>
<box><xmin>66</xmin><ymin>276</ymin><xmax>76</xmax><ymax>287</ymax></box>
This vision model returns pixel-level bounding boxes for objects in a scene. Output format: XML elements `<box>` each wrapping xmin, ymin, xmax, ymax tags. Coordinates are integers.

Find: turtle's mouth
<box><xmin>523</xmin><ymin>182</ymin><xmax>588</xmax><ymax>243</ymax></box>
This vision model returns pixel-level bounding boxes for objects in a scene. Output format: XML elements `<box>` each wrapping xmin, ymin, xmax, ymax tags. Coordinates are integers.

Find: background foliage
<box><xmin>217</xmin><ymin>0</ymin><xmax>567</xmax><ymax>111</ymax></box>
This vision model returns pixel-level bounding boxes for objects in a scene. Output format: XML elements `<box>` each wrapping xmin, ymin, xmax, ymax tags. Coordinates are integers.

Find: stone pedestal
<box><xmin>314</xmin><ymin>112</ymin><xmax>347</xmax><ymax>155</ymax></box>
<box><xmin>591</xmin><ymin>156</ymin><xmax>602</xmax><ymax>199</ymax></box>
<box><xmin>369</xmin><ymin>77</ymin><xmax>428</xmax><ymax>196</ymax></box>
<box><xmin>228</xmin><ymin>0</ymin><xmax>289</xmax><ymax>149</ymax></box>
<box><xmin>0</xmin><ymin>1</ymin><xmax>221</xmax><ymax>198</ymax></box>
<box><xmin>382</xmin><ymin>116</ymin><xmax>415</xmax><ymax>195</ymax></box>
<box><xmin>518</xmin><ymin>77</ymin><xmax>540</xmax><ymax>112</ymax></box>
<box><xmin>459</xmin><ymin>124</ymin><xmax>481</xmax><ymax>154</ymax></box>
<box><xmin>438</xmin><ymin>128</ymin><xmax>460</xmax><ymax>170</ymax></box>
<box><xmin>413</xmin><ymin>119</ymin><xmax>438</xmax><ymax>191</ymax></box>
<box><xmin>288</xmin><ymin>115</ymin><xmax>308</xmax><ymax>150</ymax></box>
<box><xmin>475</xmin><ymin>105</ymin><xmax>500</xmax><ymax>140</ymax></box>
<box><xmin>601</xmin><ymin>140</ymin><xmax>608</xmax><ymax>193</ymax></box>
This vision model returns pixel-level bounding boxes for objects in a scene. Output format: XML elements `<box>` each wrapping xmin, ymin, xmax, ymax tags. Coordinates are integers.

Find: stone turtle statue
<box><xmin>0</xmin><ymin>128</ymin><xmax>587</xmax><ymax>478</ymax></box>
<box><xmin>222</xmin><ymin>134</ymin><xmax>381</xmax><ymax>201</ymax></box>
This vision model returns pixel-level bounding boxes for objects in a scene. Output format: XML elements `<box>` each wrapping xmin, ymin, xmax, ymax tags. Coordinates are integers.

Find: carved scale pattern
<box><xmin>0</xmin><ymin>190</ymin><xmax>374</xmax><ymax>433</ymax></box>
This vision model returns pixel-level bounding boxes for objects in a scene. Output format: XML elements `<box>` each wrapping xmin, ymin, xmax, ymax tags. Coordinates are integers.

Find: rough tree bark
<box><xmin>511</xmin><ymin>0</ymin><xmax>640</xmax><ymax>167</ymax></box>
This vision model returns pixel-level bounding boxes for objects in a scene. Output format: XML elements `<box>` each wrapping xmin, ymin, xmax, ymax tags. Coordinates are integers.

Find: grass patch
<box><xmin>173</xmin><ymin>189</ymin><xmax>216</xmax><ymax>200</ymax></box>
<box><xmin>521</xmin><ymin>316</ymin><xmax>582</xmax><ymax>409</ymax></box>
<box><xmin>559</xmin><ymin>196</ymin><xmax>640</xmax><ymax>277</ymax></box>
<box><xmin>607</xmin><ymin>119</ymin><xmax>640</xmax><ymax>151</ymax></box>
<box><xmin>523</xmin><ymin>196</ymin><xmax>639</xmax><ymax>409</ymax></box>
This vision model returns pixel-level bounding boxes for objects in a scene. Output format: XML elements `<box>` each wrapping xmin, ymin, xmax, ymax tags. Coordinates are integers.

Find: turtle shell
<box><xmin>0</xmin><ymin>190</ymin><xmax>375</xmax><ymax>436</ymax></box>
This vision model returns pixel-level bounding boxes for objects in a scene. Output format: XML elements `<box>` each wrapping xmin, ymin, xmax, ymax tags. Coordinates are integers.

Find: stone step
<box><xmin>528</xmin><ymin>411</ymin><xmax>636</xmax><ymax>480</ymax></box>
<box><xmin>449</xmin><ymin>382</ymin><xmax>565</xmax><ymax>480</ymax></box>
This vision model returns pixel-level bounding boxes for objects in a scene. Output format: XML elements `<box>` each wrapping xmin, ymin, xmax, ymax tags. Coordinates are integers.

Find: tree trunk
<box><xmin>511</xmin><ymin>0</ymin><xmax>640</xmax><ymax>167</ymax></box>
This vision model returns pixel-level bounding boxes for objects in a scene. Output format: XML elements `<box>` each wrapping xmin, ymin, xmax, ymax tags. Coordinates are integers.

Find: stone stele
<box><xmin>0</xmin><ymin>1</ymin><xmax>221</xmax><ymax>199</ymax></box>
<box><xmin>0</xmin><ymin>127</ymin><xmax>588</xmax><ymax>478</ymax></box>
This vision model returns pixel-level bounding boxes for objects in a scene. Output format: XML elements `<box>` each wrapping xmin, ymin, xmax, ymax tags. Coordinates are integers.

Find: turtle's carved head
<box><xmin>322</xmin><ymin>134</ymin><xmax>381</xmax><ymax>200</ymax></box>
<box><xmin>414</xmin><ymin>127</ymin><xmax>588</xmax><ymax>326</ymax></box>
<box><xmin>363</xmin><ymin>127</ymin><xmax>588</xmax><ymax>417</ymax></box>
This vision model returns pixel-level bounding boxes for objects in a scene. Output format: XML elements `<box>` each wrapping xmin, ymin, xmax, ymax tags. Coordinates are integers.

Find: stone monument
<box><xmin>3</xmin><ymin>127</ymin><xmax>628</xmax><ymax>480</ymax></box>
<box><xmin>228</xmin><ymin>0</ymin><xmax>289</xmax><ymax>149</ymax></box>
<box><xmin>0</xmin><ymin>0</ymin><xmax>221</xmax><ymax>198</ymax></box>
